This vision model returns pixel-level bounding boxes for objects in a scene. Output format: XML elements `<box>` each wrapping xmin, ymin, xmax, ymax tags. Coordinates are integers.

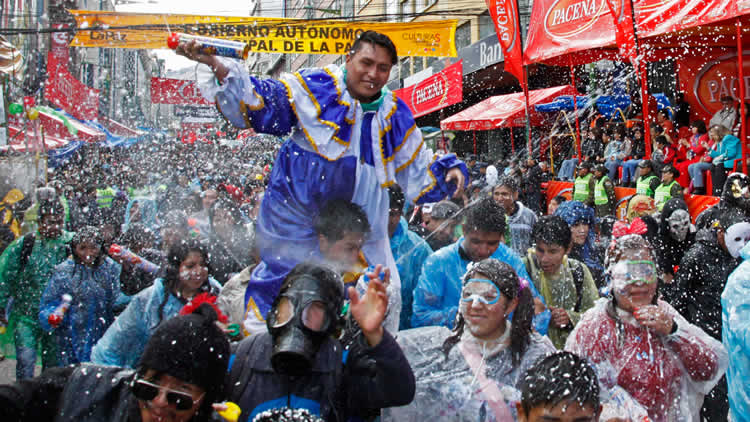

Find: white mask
<box><xmin>725</xmin><ymin>222</ymin><xmax>750</xmax><ymax>258</ymax></box>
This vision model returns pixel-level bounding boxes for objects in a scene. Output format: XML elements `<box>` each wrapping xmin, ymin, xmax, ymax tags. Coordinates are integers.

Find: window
<box><xmin>455</xmin><ymin>22</ymin><xmax>471</xmax><ymax>50</ymax></box>
<box><xmin>400</xmin><ymin>57</ymin><xmax>411</xmax><ymax>77</ymax></box>
<box><xmin>418</xmin><ymin>0</ymin><xmax>437</xmax><ymax>11</ymax></box>
<box><xmin>479</xmin><ymin>11</ymin><xmax>494</xmax><ymax>39</ymax></box>
<box><xmin>414</xmin><ymin>57</ymin><xmax>423</xmax><ymax>74</ymax></box>
<box><xmin>342</xmin><ymin>0</ymin><xmax>354</xmax><ymax>17</ymax></box>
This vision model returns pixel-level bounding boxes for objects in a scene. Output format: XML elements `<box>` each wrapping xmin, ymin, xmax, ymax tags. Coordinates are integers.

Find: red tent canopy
<box><xmin>523</xmin><ymin>0</ymin><xmax>750</xmax><ymax>66</ymax></box>
<box><xmin>440</xmin><ymin>85</ymin><xmax>579</xmax><ymax>131</ymax></box>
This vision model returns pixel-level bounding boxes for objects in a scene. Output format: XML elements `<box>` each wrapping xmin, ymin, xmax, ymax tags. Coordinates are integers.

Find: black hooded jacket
<box><xmin>674</xmin><ymin>228</ymin><xmax>740</xmax><ymax>340</ymax></box>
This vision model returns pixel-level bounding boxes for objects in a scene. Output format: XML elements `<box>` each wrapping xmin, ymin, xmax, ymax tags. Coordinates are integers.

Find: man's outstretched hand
<box><xmin>174</xmin><ymin>39</ymin><xmax>229</xmax><ymax>81</ymax></box>
<box><xmin>446</xmin><ymin>167</ymin><xmax>465</xmax><ymax>198</ymax></box>
<box><xmin>348</xmin><ymin>264</ymin><xmax>390</xmax><ymax>347</ymax></box>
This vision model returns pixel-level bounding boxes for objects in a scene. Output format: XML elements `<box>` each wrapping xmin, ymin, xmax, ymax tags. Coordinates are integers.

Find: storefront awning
<box><xmin>440</xmin><ymin>85</ymin><xmax>579</xmax><ymax>131</ymax></box>
<box><xmin>0</xmin><ymin>36</ymin><xmax>24</xmax><ymax>79</ymax></box>
<box><xmin>6</xmin><ymin>125</ymin><xmax>70</xmax><ymax>152</ymax></box>
<box><xmin>99</xmin><ymin>116</ymin><xmax>144</xmax><ymax>137</ymax></box>
<box><xmin>39</xmin><ymin>109</ymin><xmax>106</xmax><ymax>142</ymax></box>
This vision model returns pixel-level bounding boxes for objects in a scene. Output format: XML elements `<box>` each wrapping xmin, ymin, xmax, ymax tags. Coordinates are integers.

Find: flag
<box><xmin>606</xmin><ymin>0</ymin><xmax>638</xmax><ymax>62</ymax></box>
<box><xmin>485</xmin><ymin>0</ymin><xmax>525</xmax><ymax>86</ymax></box>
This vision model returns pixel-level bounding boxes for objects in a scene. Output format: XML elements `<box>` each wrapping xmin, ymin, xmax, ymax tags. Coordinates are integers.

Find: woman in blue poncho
<box><xmin>90</xmin><ymin>238</ymin><xmax>221</xmax><ymax>368</ymax></box>
<box><xmin>554</xmin><ymin>200</ymin><xmax>606</xmax><ymax>288</ymax></box>
<box><xmin>40</xmin><ymin>226</ymin><xmax>122</xmax><ymax>366</ymax></box>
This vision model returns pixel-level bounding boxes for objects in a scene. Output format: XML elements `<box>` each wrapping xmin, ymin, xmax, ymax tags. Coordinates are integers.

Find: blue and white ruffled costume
<box><xmin>199</xmin><ymin>59</ymin><xmax>468</xmax><ymax>333</ymax></box>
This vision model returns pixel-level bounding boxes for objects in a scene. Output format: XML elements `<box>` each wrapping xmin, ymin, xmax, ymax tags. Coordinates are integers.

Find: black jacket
<box><xmin>227</xmin><ymin>330</ymin><xmax>415</xmax><ymax>422</ymax></box>
<box><xmin>0</xmin><ymin>364</ymin><xmax>141</xmax><ymax>422</ymax></box>
<box><xmin>674</xmin><ymin>229</ymin><xmax>740</xmax><ymax>340</ymax></box>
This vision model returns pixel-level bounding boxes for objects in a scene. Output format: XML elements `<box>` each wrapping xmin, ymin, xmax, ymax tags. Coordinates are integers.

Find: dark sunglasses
<box><xmin>130</xmin><ymin>378</ymin><xmax>204</xmax><ymax>411</ymax></box>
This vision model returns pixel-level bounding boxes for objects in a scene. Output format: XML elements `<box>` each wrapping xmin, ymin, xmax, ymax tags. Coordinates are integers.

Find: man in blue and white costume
<box><xmin>177</xmin><ymin>31</ymin><xmax>468</xmax><ymax>334</ymax></box>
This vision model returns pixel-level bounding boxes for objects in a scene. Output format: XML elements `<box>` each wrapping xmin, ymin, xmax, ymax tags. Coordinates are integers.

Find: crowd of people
<box><xmin>0</xmin><ymin>30</ymin><xmax>746</xmax><ymax>422</ymax></box>
<box><xmin>552</xmin><ymin>95</ymin><xmax>744</xmax><ymax>215</ymax></box>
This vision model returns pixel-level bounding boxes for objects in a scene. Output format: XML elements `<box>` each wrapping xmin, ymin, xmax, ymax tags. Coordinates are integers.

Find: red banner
<box><xmin>150</xmin><ymin>77</ymin><xmax>212</xmax><ymax>105</ymax></box>
<box><xmin>394</xmin><ymin>61</ymin><xmax>463</xmax><ymax>118</ymax></box>
<box><xmin>45</xmin><ymin>24</ymin><xmax>99</xmax><ymax>121</ymax></box>
<box><xmin>676</xmin><ymin>49</ymin><xmax>750</xmax><ymax>124</ymax></box>
<box><xmin>485</xmin><ymin>0</ymin><xmax>524</xmax><ymax>83</ymax></box>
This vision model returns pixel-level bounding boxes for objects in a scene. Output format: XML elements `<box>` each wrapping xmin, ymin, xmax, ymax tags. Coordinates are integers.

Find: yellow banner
<box><xmin>68</xmin><ymin>11</ymin><xmax>457</xmax><ymax>57</ymax></box>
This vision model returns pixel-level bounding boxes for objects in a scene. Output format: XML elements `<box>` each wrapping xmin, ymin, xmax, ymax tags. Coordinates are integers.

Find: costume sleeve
<box><xmin>343</xmin><ymin>330</ymin><xmax>415</xmax><ymax>413</ymax></box>
<box><xmin>39</xmin><ymin>264</ymin><xmax>68</xmax><ymax>332</ymax></box>
<box><xmin>0</xmin><ymin>236</ymin><xmax>23</xmax><ymax>310</ymax></box>
<box><xmin>90</xmin><ymin>290</ymin><xmax>148</xmax><ymax>367</ymax></box>
<box><xmin>664</xmin><ymin>302</ymin><xmax>728</xmax><ymax>389</ymax></box>
<box><xmin>394</xmin><ymin>147</ymin><xmax>468</xmax><ymax>205</ymax></box>
<box><xmin>411</xmin><ymin>255</ymin><xmax>456</xmax><ymax>328</ymax></box>
<box><xmin>0</xmin><ymin>365</ymin><xmax>75</xmax><ymax>420</ymax></box>
<box><xmin>198</xmin><ymin>58</ymin><xmax>296</xmax><ymax>135</ymax></box>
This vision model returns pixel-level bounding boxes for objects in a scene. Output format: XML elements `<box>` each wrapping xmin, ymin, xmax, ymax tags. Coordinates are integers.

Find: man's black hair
<box><xmin>655</xmin><ymin>135</ymin><xmax>669</xmax><ymax>147</ymax></box>
<box><xmin>314</xmin><ymin>199</ymin><xmax>371</xmax><ymax>242</ymax></box>
<box><xmin>532</xmin><ymin>215</ymin><xmax>572</xmax><ymax>249</ymax></box>
<box><xmin>495</xmin><ymin>175</ymin><xmax>519</xmax><ymax>193</ymax></box>
<box><xmin>518</xmin><ymin>351</ymin><xmax>600</xmax><ymax>415</ymax></box>
<box><xmin>388</xmin><ymin>184</ymin><xmax>406</xmax><ymax>210</ymax></box>
<box><xmin>351</xmin><ymin>30</ymin><xmax>398</xmax><ymax>65</ymax></box>
<box><xmin>464</xmin><ymin>197</ymin><xmax>505</xmax><ymax>235</ymax></box>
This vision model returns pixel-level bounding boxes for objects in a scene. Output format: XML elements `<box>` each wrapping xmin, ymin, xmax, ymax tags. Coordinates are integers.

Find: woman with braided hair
<box><xmin>384</xmin><ymin>258</ymin><xmax>554</xmax><ymax>422</ymax></box>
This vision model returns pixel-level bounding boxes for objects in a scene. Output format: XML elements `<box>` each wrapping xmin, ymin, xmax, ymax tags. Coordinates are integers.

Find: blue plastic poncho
<box><xmin>723</xmin><ymin>241</ymin><xmax>750</xmax><ymax>421</ymax></box>
<box><xmin>90</xmin><ymin>277</ymin><xmax>221</xmax><ymax>368</ymax></box>
<box><xmin>390</xmin><ymin>217</ymin><xmax>433</xmax><ymax>330</ymax></box>
<box><xmin>411</xmin><ymin>238</ymin><xmax>547</xmax><ymax>333</ymax></box>
<box><xmin>39</xmin><ymin>257</ymin><xmax>122</xmax><ymax>365</ymax></box>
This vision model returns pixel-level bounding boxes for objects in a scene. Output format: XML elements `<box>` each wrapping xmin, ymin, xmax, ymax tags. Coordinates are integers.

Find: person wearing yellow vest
<box><xmin>635</xmin><ymin>160</ymin><xmax>660</xmax><ymax>198</ymax></box>
<box><xmin>572</xmin><ymin>162</ymin><xmax>594</xmax><ymax>207</ymax></box>
<box><xmin>655</xmin><ymin>164</ymin><xmax>684</xmax><ymax>211</ymax></box>
<box><xmin>593</xmin><ymin>164</ymin><xmax>616</xmax><ymax>218</ymax></box>
<box><xmin>96</xmin><ymin>186</ymin><xmax>115</xmax><ymax>209</ymax></box>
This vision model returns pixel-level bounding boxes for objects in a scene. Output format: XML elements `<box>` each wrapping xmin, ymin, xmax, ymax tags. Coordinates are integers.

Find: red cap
<box><xmin>167</xmin><ymin>32</ymin><xmax>180</xmax><ymax>49</ymax></box>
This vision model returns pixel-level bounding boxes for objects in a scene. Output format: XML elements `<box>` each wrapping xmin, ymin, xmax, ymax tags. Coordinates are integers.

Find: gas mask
<box><xmin>667</xmin><ymin>209</ymin><xmax>690</xmax><ymax>242</ymax></box>
<box><xmin>267</xmin><ymin>273</ymin><xmax>344</xmax><ymax>376</ymax></box>
<box><xmin>724</xmin><ymin>222</ymin><xmax>750</xmax><ymax>258</ymax></box>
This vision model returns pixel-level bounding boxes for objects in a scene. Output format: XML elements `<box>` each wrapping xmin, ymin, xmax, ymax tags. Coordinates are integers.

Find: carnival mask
<box><xmin>725</xmin><ymin>222</ymin><xmax>750</xmax><ymax>258</ymax></box>
<box><xmin>667</xmin><ymin>209</ymin><xmax>690</xmax><ymax>242</ymax></box>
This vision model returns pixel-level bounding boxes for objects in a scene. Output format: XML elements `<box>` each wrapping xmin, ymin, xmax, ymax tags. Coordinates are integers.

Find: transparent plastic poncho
<box><xmin>565</xmin><ymin>298</ymin><xmax>728</xmax><ymax>422</ymax></box>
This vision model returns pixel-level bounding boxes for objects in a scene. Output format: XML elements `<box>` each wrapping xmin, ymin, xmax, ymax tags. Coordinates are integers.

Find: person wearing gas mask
<box><xmin>674</xmin><ymin>208</ymin><xmax>750</xmax><ymax>422</ymax></box>
<box><xmin>225</xmin><ymin>262</ymin><xmax>415</xmax><ymax>422</ymax></box>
